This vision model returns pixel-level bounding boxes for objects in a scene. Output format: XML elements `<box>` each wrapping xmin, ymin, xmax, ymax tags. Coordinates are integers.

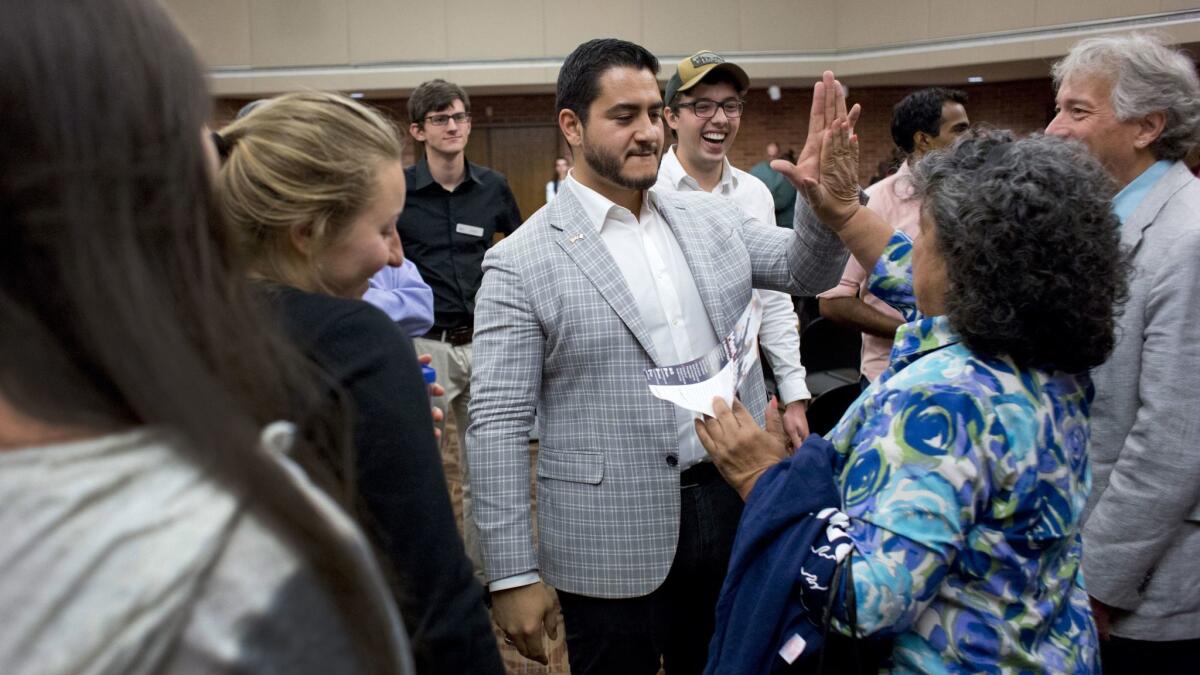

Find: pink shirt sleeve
<box><xmin>817</xmin><ymin>253</ymin><xmax>868</xmax><ymax>299</ymax></box>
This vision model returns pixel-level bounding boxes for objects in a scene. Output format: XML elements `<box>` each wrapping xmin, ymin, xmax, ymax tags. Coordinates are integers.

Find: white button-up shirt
<box><xmin>655</xmin><ymin>146</ymin><xmax>811</xmax><ymax>404</ymax></box>
<box><xmin>566</xmin><ymin>173</ymin><xmax>719</xmax><ymax>469</ymax></box>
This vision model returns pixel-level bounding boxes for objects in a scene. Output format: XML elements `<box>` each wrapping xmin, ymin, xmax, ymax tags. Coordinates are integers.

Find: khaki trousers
<box><xmin>413</xmin><ymin>337</ymin><xmax>483</xmax><ymax>580</ymax></box>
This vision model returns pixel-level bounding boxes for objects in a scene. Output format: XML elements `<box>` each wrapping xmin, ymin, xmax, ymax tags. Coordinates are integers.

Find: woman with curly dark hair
<box><xmin>697</xmin><ymin>74</ymin><xmax>1125</xmax><ymax>675</ymax></box>
<box><xmin>911</xmin><ymin>133</ymin><xmax>1124</xmax><ymax>372</ymax></box>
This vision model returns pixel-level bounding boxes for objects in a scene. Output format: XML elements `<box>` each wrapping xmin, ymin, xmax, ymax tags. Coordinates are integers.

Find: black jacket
<box><xmin>266</xmin><ymin>284</ymin><xmax>502</xmax><ymax>675</ymax></box>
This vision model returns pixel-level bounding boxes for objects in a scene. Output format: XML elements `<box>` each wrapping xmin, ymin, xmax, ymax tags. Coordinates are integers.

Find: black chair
<box><xmin>800</xmin><ymin>317</ymin><xmax>861</xmax><ymax>372</ymax></box>
<box><xmin>806</xmin><ymin>382</ymin><xmax>863</xmax><ymax>437</ymax></box>
<box><xmin>801</xmin><ymin>317</ymin><xmax>861</xmax><ymax>396</ymax></box>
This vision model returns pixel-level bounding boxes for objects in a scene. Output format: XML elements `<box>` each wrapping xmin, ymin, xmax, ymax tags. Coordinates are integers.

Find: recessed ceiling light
<box><xmin>349</xmin><ymin>92</ymin><xmax>365</xmax><ymax>99</ymax></box>
<box><xmin>967</xmin><ymin>76</ymin><xmax>984</xmax><ymax>83</ymax></box>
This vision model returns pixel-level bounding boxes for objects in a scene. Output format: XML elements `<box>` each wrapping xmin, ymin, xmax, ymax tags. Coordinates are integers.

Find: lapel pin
<box><xmin>569</xmin><ymin>233</ymin><xmax>586</xmax><ymax>244</ymax></box>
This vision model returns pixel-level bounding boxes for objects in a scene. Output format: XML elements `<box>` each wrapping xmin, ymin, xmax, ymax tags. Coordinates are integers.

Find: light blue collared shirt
<box><xmin>363</xmin><ymin>259</ymin><xmax>435</xmax><ymax>337</ymax></box>
<box><xmin>1113</xmin><ymin>160</ymin><xmax>1173</xmax><ymax>224</ymax></box>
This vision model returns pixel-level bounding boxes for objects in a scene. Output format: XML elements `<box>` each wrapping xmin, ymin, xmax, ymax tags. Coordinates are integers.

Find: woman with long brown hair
<box><xmin>0</xmin><ymin>0</ymin><xmax>411</xmax><ymax>672</ymax></box>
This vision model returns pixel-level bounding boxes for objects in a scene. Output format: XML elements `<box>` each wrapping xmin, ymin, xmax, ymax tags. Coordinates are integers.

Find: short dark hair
<box><xmin>911</xmin><ymin>130</ymin><xmax>1128</xmax><ymax>373</ymax></box>
<box><xmin>557</xmin><ymin>38</ymin><xmax>659</xmax><ymax>124</ymax></box>
<box><xmin>408</xmin><ymin>78</ymin><xmax>470</xmax><ymax>126</ymax></box>
<box><xmin>890</xmin><ymin>87</ymin><xmax>968</xmax><ymax>154</ymax></box>
<box><xmin>666</xmin><ymin>68</ymin><xmax>745</xmax><ymax>110</ymax></box>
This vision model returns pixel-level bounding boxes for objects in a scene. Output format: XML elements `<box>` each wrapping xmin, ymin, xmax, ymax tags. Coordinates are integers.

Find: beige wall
<box><xmin>161</xmin><ymin>0</ymin><xmax>1200</xmax><ymax>95</ymax></box>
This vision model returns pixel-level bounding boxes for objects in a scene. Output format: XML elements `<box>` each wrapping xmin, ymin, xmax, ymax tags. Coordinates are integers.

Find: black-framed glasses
<box><xmin>424</xmin><ymin>112</ymin><xmax>472</xmax><ymax>127</ymax></box>
<box><xmin>674</xmin><ymin>98</ymin><xmax>744</xmax><ymax>119</ymax></box>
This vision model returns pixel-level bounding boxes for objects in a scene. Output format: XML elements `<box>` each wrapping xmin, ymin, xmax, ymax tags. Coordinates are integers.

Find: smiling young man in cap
<box><xmin>658</xmin><ymin>50</ymin><xmax>814</xmax><ymax>447</ymax></box>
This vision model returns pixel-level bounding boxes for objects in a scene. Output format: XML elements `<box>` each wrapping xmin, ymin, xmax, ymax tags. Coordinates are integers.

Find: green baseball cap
<box><xmin>664</xmin><ymin>50</ymin><xmax>750</xmax><ymax>106</ymax></box>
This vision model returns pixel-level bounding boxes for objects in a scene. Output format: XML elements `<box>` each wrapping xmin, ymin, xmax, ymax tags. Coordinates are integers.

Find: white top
<box><xmin>0</xmin><ymin>426</ymin><xmax>412</xmax><ymax>673</ymax></box>
<box><xmin>545</xmin><ymin>179</ymin><xmax>562</xmax><ymax>204</ymax></box>
<box><xmin>655</xmin><ymin>146</ymin><xmax>811</xmax><ymax>403</ymax></box>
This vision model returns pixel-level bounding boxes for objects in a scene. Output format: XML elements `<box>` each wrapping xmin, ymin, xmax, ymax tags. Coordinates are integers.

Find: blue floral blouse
<box><xmin>828</xmin><ymin>232</ymin><xmax>1099</xmax><ymax>673</ymax></box>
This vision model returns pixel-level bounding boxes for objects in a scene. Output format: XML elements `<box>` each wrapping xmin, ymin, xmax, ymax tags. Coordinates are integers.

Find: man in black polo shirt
<box><xmin>399</xmin><ymin>78</ymin><xmax>522</xmax><ymax>574</ymax></box>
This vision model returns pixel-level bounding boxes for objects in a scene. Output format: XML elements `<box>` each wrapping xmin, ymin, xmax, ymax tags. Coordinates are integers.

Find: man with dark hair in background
<box><xmin>468</xmin><ymin>38</ymin><xmax>874</xmax><ymax>673</ymax></box>
<box><xmin>657</xmin><ymin>50</ymin><xmax>813</xmax><ymax>447</ymax></box>
<box><xmin>398</xmin><ymin>78</ymin><xmax>522</xmax><ymax>578</ymax></box>
<box><xmin>817</xmin><ymin>87</ymin><xmax>969</xmax><ymax>387</ymax></box>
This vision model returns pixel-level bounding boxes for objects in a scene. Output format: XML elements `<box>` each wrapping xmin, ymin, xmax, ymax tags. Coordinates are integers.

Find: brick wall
<box><xmin>217</xmin><ymin>77</ymin><xmax>1057</xmax><ymax>185</ymax></box>
<box><xmin>728</xmin><ymin>78</ymin><xmax>1057</xmax><ymax>184</ymax></box>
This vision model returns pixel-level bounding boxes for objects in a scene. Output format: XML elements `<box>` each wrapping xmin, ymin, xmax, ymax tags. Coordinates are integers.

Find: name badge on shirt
<box><xmin>456</xmin><ymin>223</ymin><xmax>484</xmax><ymax>237</ymax></box>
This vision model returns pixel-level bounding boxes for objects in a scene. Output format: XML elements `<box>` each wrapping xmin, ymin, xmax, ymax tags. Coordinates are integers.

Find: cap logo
<box><xmin>690</xmin><ymin>52</ymin><xmax>723</xmax><ymax>68</ymax></box>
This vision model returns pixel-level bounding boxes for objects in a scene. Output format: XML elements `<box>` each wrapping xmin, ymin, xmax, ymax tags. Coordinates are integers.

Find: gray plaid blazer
<box><xmin>466</xmin><ymin>186</ymin><xmax>847</xmax><ymax>598</ymax></box>
<box><xmin>1082</xmin><ymin>161</ymin><xmax>1200</xmax><ymax>640</ymax></box>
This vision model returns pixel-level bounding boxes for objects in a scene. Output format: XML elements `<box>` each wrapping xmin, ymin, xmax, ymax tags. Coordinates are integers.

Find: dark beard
<box><xmin>583</xmin><ymin>143</ymin><xmax>658</xmax><ymax>191</ymax></box>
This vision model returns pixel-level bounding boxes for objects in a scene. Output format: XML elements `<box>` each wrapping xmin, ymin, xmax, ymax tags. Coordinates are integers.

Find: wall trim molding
<box><xmin>208</xmin><ymin>9</ymin><xmax>1200</xmax><ymax>95</ymax></box>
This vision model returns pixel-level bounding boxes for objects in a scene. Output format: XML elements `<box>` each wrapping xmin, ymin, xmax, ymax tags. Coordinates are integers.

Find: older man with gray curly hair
<box><xmin>1047</xmin><ymin>32</ymin><xmax>1200</xmax><ymax>672</ymax></box>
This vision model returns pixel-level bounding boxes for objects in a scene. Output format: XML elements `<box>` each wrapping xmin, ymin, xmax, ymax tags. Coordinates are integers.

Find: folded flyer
<box><xmin>644</xmin><ymin>296</ymin><xmax>762</xmax><ymax>417</ymax></box>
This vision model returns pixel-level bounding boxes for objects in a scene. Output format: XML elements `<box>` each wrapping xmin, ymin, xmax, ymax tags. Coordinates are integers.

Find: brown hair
<box><xmin>407</xmin><ymin>78</ymin><xmax>471</xmax><ymax>126</ymax></box>
<box><xmin>0</xmin><ymin>0</ymin><xmax>405</xmax><ymax>669</ymax></box>
<box><xmin>217</xmin><ymin>92</ymin><xmax>404</xmax><ymax>294</ymax></box>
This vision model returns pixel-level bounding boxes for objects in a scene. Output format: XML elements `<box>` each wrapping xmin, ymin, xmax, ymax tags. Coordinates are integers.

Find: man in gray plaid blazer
<box><xmin>467</xmin><ymin>40</ymin><xmax>866</xmax><ymax>674</ymax></box>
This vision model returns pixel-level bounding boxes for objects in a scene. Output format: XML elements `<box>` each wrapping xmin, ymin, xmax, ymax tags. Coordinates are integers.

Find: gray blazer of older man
<box><xmin>466</xmin><ymin>185</ymin><xmax>845</xmax><ymax>598</ymax></box>
<box><xmin>1083</xmin><ymin>161</ymin><xmax>1200</xmax><ymax>641</ymax></box>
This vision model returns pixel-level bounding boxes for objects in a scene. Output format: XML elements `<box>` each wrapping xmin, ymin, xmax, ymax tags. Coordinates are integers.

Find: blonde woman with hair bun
<box><xmin>218</xmin><ymin>91</ymin><xmax>406</xmax><ymax>297</ymax></box>
<box><xmin>216</xmin><ymin>92</ymin><xmax>504</xmax><ymax>675</ymax></box>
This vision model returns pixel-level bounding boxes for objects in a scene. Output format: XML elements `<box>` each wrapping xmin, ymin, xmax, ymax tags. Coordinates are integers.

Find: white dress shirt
<box><xmin>566</xmin><ymin>173</ymin><xmax>719</xmax><ymax>469</ymax></box>
<box><xmin>655</xmin><ymin>146</ymin><xmax>811</xmax><ymax>404</ymax></box>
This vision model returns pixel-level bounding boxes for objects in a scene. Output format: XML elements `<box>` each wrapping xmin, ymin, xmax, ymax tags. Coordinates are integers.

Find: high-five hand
<box><xmin>770</xmin><ymin>71</ymin><xmax>862</xmax><ymax>229</ymax></box>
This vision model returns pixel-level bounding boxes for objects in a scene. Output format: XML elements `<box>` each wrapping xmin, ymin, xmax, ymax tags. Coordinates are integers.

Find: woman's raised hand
<box><xmin>771</xmin><ymin>70</ymin><xmax>862</xmax><ymax>229</ymax></box>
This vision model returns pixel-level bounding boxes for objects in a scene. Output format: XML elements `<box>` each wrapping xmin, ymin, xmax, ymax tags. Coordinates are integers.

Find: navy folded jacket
<box><xmin>704</xmin><ymin>434</ymin><xmax>852</xmax><ymax>675</ymax></box>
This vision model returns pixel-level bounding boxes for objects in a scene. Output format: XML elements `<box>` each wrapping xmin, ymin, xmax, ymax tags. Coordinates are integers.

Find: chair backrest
<box><xmin>800</xmin><ymin>317</ymin><xmax>861</xmax><ymax>374</ymax></box>
<box><xmin>806</xmin><ymin>382</ymin><xmax>863</xmax><ymax>437</ymax></box>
